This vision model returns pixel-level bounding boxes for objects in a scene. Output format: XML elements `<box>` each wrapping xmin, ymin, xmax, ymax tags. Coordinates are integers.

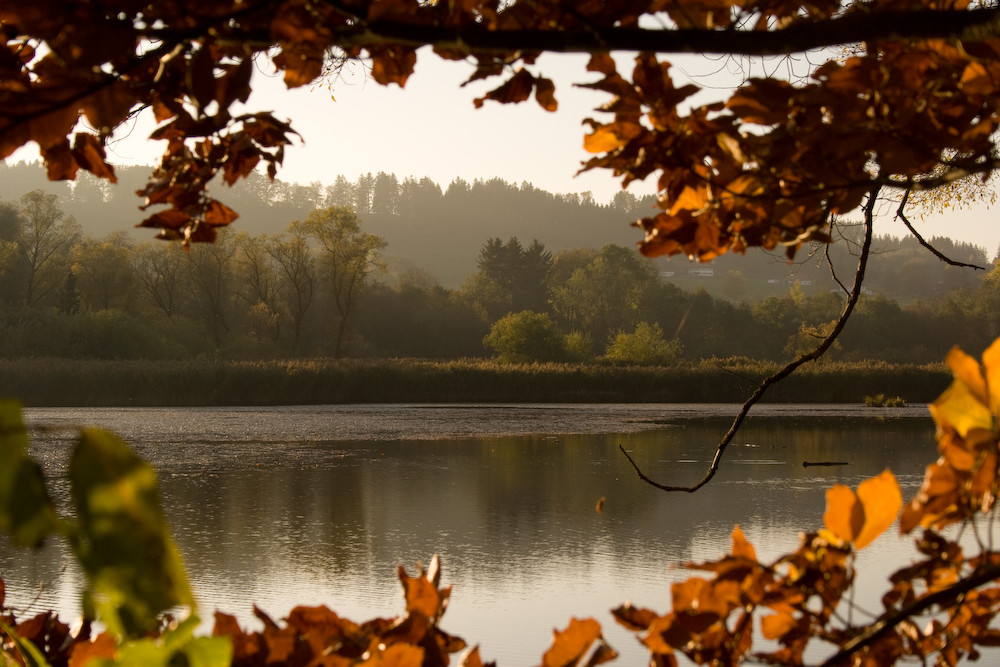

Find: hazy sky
<box><xmin>15</xmin><ymin>47</ymin><xmax>1000</xmax><ymax>256</ymax></box>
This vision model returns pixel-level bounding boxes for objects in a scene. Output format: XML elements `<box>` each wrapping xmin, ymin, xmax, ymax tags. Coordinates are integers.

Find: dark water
<box><xmin>0</xmin><ymin>404</ymin><xmax>946</xmax><ymax>664</ymax></box>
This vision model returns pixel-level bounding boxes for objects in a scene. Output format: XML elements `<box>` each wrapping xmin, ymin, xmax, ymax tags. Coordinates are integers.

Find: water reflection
<box><xmin>0</xmin><ymin>406</ymin><xmax>943</xmax><ymax>665</ymax></box>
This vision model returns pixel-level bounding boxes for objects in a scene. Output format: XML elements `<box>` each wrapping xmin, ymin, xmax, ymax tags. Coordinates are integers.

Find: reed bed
<box><xmin>0</xmin><ymin>357</ymin><xmax>952</xmax><ymax>407</ymax></box>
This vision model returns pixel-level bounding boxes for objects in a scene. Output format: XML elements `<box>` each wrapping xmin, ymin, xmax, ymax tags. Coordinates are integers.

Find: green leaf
<box><xmin>0</xmin><ymin>399</ymin><xmax>57</xmax><ymax>547</ymax></box>
<box><xmin>89</xmin><ymin>616</ymin><xmax>233</xmax><ymax>667</ymax></box>
<box><xmin>69</xmin><ymin>427</ymin><xmax>194</xmax><ymax>637</ymax></box>
<box><xmin>0</xmin><ymin>619</ymin><xmax>53</xmax><ymax>667</ymax></box>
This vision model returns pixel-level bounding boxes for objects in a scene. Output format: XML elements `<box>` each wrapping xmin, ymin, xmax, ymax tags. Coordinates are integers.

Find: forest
<box><xmin>0</xmin><ymin>162</ymin><xmax>992</xmax><ymax>367</ymax></box>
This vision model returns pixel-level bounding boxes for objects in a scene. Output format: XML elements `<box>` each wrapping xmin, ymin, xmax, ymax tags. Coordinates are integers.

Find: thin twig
<box><xmin>896</xmin><ymin>188</ymin><xmax>988</xmax><ymax>270</ymax></box>
<box><xmin>620</xmin><ymin>186</ymin><xmax>879</xmax><ymax>493</ymax></box>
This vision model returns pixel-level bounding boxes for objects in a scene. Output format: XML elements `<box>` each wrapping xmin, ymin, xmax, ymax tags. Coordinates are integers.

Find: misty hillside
<box><xmin>0</xmin><ymin>161</ymin><xmax>989</xmax><ymax>298</ymax></box>
<box><xmin>0</xmin><ymin>162</ymin><xmax>652</xmax><ymax>288</ymax></box>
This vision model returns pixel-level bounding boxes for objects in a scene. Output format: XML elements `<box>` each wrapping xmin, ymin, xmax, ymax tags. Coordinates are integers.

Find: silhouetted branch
<box><xmin>816</xmin><ymin>560</ymin><xmax>1000</xmax><ymax>667</ymax></box>
<box><xmin>314</xmin><ymin>5</ymin><xmax>1000</xmax><ymax>57</ymax></box>
<box><xmin>896</xmin><ymin>188</ymin><xmax>988</xmax><ymax>271</ymax></box>
<box><xmin>620</xmin><ymin>186</ymin><xmax>878</xmax><ymax>493</ymax></box>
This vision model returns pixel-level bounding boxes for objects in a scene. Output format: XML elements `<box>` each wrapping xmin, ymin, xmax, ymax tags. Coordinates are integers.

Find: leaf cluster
<box><xmin>5</xmin><ymin>1</ymin><xmax>1000</xmax><ymax>254</ymax></box>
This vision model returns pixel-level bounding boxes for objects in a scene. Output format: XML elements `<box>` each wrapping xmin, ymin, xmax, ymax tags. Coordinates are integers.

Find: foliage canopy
<box><xmin>3</xmin><ymin>0</ymin><xmax>1000</xmax><ymax>253</ymax></box>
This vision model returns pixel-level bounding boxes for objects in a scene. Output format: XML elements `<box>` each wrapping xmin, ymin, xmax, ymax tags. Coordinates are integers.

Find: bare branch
<box><xmin>620</xmin><ymin>186</ymin><xmax>878</xmax><ymax>494</ymax></box>
<box><xmin>896</xmin><ymin>189</ymin><xmax>989</xmax><ymax>271</ymax></box>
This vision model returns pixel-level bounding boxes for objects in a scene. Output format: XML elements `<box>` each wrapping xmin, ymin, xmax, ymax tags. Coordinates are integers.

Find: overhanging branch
<box><xmin>896</xmin><ymin>188</ymin><xmax>989</xmax><ymax>271</ymax></box>
<box><xmin>620</xmin><ymin>185</ymin><xmax>879</xmax><ymax>493</ymax></box>
<box><xmin>320</xmin><ymin>6</ymin><xmax>1000</xmax><ymax>56</ymax></box>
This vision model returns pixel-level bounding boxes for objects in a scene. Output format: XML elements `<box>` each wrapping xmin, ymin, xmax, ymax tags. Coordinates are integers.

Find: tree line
<box><xmin>0</xmin><ymin>188</ymin><xmax>996</xmax><ymax>365</ymax></box>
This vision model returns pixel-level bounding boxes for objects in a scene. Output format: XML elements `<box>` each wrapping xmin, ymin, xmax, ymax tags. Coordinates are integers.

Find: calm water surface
<box><xmin>0</xmin><ymin>404</ymin><xmax>950</xmax><ymax>664</ymax></box>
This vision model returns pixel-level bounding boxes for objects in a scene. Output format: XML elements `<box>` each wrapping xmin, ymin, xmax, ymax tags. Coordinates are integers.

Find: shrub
<box><xmin>605</xmin><ymin>322</ymin><xmax>682</xmax><ymax>366</ymax></box>
<box><xmin>482</xmin><ymin>310</ymin><xmax>567</xmax><ymax>363</ymax></box>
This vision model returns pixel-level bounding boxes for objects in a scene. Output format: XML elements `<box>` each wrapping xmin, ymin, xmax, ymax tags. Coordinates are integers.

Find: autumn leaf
<box><xmin>730</xmin><ymin>525</ymin><xmax>756</xmax><ymax>561</ymax></box>
<box><xmin>540</xmin><ymin>618</ymin><xmax>617</xmax><ymax>667</ymax></box>
<box><xmin>823</xmin><ymin>470</ymin><xmax>902</xmax><ymax>549</ymax></box>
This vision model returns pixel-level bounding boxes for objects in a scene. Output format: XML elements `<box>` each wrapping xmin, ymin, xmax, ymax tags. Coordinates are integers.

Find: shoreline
<box><xmin>0</xmin><ymin>357</ymin><xmax>952</xmax><ymax>408</ymax></box>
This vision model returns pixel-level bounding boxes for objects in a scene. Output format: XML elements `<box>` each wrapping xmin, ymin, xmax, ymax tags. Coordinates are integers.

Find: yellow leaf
<box><xmin>715</xmin><ymin>132</ymin><xmax>746</xmax><ymax>163</ymax></box>
<box><xmin>982</xmin><ymin>337</ymin><xmax>1000</xmax><ymax>416</ymax></box>
<box><xmin>947</xmin><ymin>346</ymin><xmax>988</xmax><ymax>406</ymax></box>
<box><xmin>930</xmin><ymin>379</ymin><xmax>993</xmax><ymax>438</ymax></box>
<box><xmin>854</xmin><ymin>470</ymin><xmax>902</xmax><ymax>550</ymax></box>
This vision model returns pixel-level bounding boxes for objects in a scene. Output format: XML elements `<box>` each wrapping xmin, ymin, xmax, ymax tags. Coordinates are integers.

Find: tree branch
<box><xmin>319</xmin><ymin>6</ymin><xmax>1000</xmax><ymax>56</ymax></box>
<box><xmin>896</xmin><ymin>188</ymin><xmax>989</xmax><ymax>271</ymax></box>
<box><xmin>816</xmin><ymin>560</ymin><xmax>1000</xmax><ymax>667</ymax></box>
<box><xmin>619</xmin><ymin>186</ymin><xmax>878</xmax><ymax>493</ymax></box>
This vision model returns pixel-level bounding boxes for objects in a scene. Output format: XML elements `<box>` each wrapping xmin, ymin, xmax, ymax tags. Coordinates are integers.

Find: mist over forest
<box><xmin>0</xmin><ymin>160</ymin><xmax>994</xmax><ymax>366</ymax></box>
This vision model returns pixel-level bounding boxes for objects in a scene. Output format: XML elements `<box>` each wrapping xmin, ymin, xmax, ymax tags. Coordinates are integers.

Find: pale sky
<box><xmin>16</xmin><ymin>47</ymin><xmax>1000</xmax><ymax>256</ymax></box>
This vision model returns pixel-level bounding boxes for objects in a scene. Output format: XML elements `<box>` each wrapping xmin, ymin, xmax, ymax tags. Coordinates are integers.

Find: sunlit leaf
<box><xmin>541</xmin><ymin>617</ymin><xmax>616</xmax><ymax>667</ymax></box>
<box><xmin>930</xmin><ymin>379</ymin><xmax>993</xmax><ymax>438</ymax></box>
<box><xmin>69</xmin><ymin>428</ymin><xmax>194</xmax><ymax>637</ymax></box>
<box><xmin>0</xmin><ymin>399</ymin><xmax>57</xmax><ymax>548</ymax></box>
<box><xmin>730</xmin><ymin>525</ymin><xmax>756</xmax><ymax>561</ymax></box>
<box><xmin>854</xmin><ymin>470</ymin><xmax>902</xmax><ymax>549</ymax></box>
<box><xmin>761</xmin><ymin>611</ymin><xmax>796</xmax><ymax>640</ymax></box>
<box><xmin>824</xmin><ymin>483</ymin><xmax>863</xmax><ymax>544</ymax></box>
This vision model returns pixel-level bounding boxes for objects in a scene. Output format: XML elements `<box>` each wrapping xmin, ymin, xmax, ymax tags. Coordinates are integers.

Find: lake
<box><xmin>0</xmin><ymin>404</ymin><xmax>948</xmax><ymax>664</ymax></box>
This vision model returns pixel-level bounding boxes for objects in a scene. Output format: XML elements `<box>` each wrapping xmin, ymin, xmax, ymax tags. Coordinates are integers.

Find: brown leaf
<box><xmin>189</xmin><ymin>46</ymin><xmax>218</xmax><ymax>110</ymax></box>
<box><xmin>42</xmin><ymin>140</ymin><xmax>79</xmax><ymax>181</ymax></box>
<box><xmin>611</xmin><ymin>603</ymin><xmax>658</xmax><ymax>632</ymax></box>
<box><xmin>474</xmin><ymin>69</ymin><xmax>535</xmax><ymax>108</ymax></box>
<box><xmin>81</xmin><ymin>81</ymin><xmax>137</xmax><ymax>133</ymax></box>
<box><xmin>203</xmin><ymin>199</ymin><xmax>239</xmax><ymax>225</ymax></box>
<box><xmin>370</xmin><ymin>45</ymin><xmax>417</xmax><ymax>87</ymax></box>
<box><xmin>534</xmin><ymin>76</ymin><xmax>558</xmax><ymax>112</ymax></box>
<box><xmin>72</xmin><ymin>133</ymin><xmax>117</xmax><ymax>183</ymax></box>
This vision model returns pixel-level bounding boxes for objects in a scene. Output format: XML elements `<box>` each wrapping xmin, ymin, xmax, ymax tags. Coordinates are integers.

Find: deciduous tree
<box><xmin>301</xmin><ymin>206</ymin><xmax>386</xmax><ymax>357</ymax></box>
<box><xmin>12</xmin><ymin>189</ymin><xmax>80</xmax><ymax>310</ymax></box>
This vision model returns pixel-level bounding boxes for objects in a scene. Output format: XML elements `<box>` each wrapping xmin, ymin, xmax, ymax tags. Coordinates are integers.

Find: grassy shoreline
<box><xmin>0</xmin><ymin>357</ymin><xmax>952</xmax><ymax>407</ymax></box>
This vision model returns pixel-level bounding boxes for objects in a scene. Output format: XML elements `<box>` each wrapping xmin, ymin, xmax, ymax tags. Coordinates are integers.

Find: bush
<box><xmin>605</xmin><ymin>322</ymin><xmax>682</xmax><ymax>365</ymax></box>
<box><xmin>563</xmin><ymin>330</ymin><xmax>594</xmax><ymax>362</ymax></box>
<box><xmin>482</xmin><ymin>310</ymin><xmax>567</xmax><ymax>363</ymax></box>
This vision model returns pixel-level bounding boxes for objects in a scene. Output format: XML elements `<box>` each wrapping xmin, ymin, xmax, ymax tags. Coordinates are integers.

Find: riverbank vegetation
<box><xmin>0</xmin><ymin>356</ymin><xmax>949</xmax><ymax>406</ymax></box>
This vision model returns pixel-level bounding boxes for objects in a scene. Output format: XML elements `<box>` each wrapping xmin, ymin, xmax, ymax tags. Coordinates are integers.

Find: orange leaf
<box><xmin>541</xmin><ymin>617</ymin><xmax>614</xmax><ymax>667</ymax></box>
<box><xmin>68</xmin><ymin>632</ymin><xmax>117</xmax><ymax>667</ymax></box>
<box><xmin>398</xmin><ymin>566</ymin><xmax>442</xmax><ymax>618</ymax></box>
<box><xmin>854</xmin><ymin>470</ymin><xmax>902</xmax><ymax>549</ymax></box>
<box><xmin>730</xmin><ymin>525</ymin><xmax>756</xmax><ymax>561</ymax></box>
<box><xmin>362</xmin><ymin>643</ymin><xmax>424</xmax><ymax>667</ymax></box>
<box><xmin>761</xmin><ymin>612</ymin><xmax>797</xmax><ymax>640</ymax></box>
<box><xmin>823</xmin><ymin>484</ymin><xmax>863</xmax><ymax>543</ymax></box>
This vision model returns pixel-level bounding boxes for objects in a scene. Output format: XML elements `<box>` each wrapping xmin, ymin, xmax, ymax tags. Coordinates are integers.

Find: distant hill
<box><xmin>0</xmin><ymin>161</ymin><xmax>988</xmax><ymax>296</ymax></box>
<box><xmin>0</xmin><ymin>162</ymin><xmax>650</xmax><ymax>288</ymax></box>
